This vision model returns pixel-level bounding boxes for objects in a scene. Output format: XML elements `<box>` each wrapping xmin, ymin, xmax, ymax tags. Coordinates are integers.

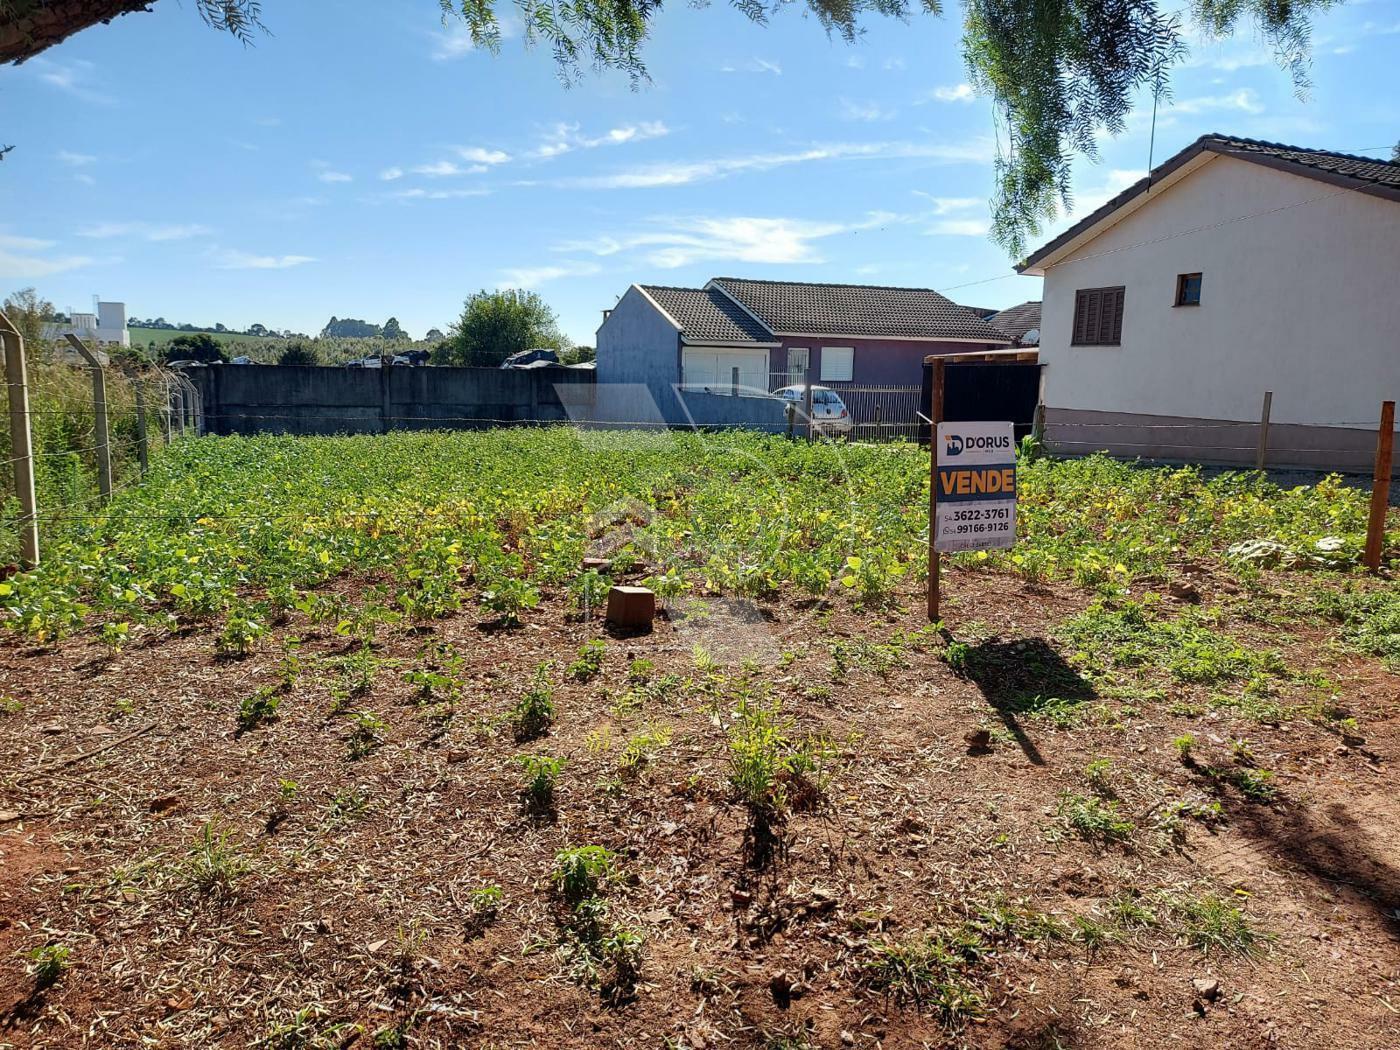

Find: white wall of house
<box><xmin>1038</xmin><ymin>154</ymin><xmax>1400</xmax><ymax>431</ymax></box>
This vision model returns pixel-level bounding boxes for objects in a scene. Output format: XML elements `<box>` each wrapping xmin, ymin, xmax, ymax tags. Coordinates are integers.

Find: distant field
<box><xmin>129</xmin><ymin>327</ymin><xmax>280</xmax><ymax>351</ymax></box>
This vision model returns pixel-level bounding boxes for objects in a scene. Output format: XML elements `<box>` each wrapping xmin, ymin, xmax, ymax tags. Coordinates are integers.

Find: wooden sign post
<box><xmin>1363</xmin><ymin>400</ymin><xmax>1395</xmax><ymax>572</ymax></box>
<box><xmin>926</xmin><ymin>359</ymin><xmax>945</xmax><ymax>622</ymax></box>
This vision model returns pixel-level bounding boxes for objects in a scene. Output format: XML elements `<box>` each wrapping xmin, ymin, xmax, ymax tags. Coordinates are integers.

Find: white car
<box><xmin>774</xmin><ymin>384</ymin><xmax>854</xmax><ymax>435</ymax></box>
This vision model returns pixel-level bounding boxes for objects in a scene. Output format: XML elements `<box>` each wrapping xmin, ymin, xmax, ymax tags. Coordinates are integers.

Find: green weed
<box><xmin>566</xmin><ymin>639</ymin><xmax>607</xmax><ymax>682</ymax></box>
<box><xmin>1057</xmin><ymin>792</ymin><xmax>1136</xmax><ymax>844</ymax></box>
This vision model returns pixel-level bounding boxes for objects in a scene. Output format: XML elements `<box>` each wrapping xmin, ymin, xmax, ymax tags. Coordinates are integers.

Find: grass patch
<box><xmin>1057</xmin><ymin>791</ymin><xmax>1136</xmax><ymax>845</ymax></box>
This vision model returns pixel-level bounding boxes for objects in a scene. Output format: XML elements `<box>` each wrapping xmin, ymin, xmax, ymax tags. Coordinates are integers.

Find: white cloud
<box><xmin>380</xmin><ymin>166</ymin><xmax>404</xmax><ymax>181</ymax></box>
<box><xmin>0</xmin><ymin>234</ymin><xmax>94</xmax><ymax>279</ymax></box>
<box><xmin>913</xmin><ymin>193</ymin><xmax>983</xmax><ymax>214</ymax></box>
<box><xmin>927</xmin><ymin>218</ymin><xmax>990</xmax><ymax>237</ymax></box>
<box><xmin>0</xmin><ymin>233</ymin><xmax>56</xmax><ymax>251</ymax></box>
<box><xmin>78</xmin><ymin>222</ymin><xmax>213</xmax><ymax>241</ymax></box>
<box><xmin>927</xmin><ymin>83</ymin><xmax>976</xmax><ymax>103</ymax></box>
<box><xmin>554</xmin><ymin>211</ymin><xmax>904</xmax><ymax>269</ymax></box>
<box><xmin>389</xmin><ymin>187</ymin><xmax>491</xmax><ymax>201</ymax></box>
<box><xmin>845</xmin><ymin>55</ymin><xmax>867</xmax><ymax>69</ymax></box>
<box><xmin>213</xmin><ymin>249</ymin><xmax>316</xmax><ymax>270</ymax></box>
<box><xmin>557</xmin><ymin>139</ymin><xmax>992</xmax><ymax>190</ymax></box>
<box><xmin>883</xmin><ymin>57</ymin><xmax>906</xmax><ymax>71</ymax></box>
<box><xmin>498</xmin><ymin>261</ymin><xmax>602</xmax><ymax>287</ymax></box>
<box><xmin>74</xmin><ymin>173</ymin><xmax>96</xmax><ymax>186</ymax></box>
<box><xmin>720</xmin><ymin>57</ymin><xmax>782</xmax><ymax>75</ymax></box>
<box><xmin>33</xmin><ymin>57</ymin><xmax>114</xmax><ymax>105</ymax></box>
<box><xmin>57</xmin><ymin>150</ymin><xmax>97</xmax><ymax>166</ymax></box>
<box><xmin>1171</xmin><ymin>88</ymin><xmax>1265</xmax><ymax>115</ymax></box>
<box><xmin>412</xmin><ymin>160</ymin><xmax>488</xmax><ymax>177</ymax></box>
<box><xmin>529</xmin><ymin>121</ymin><xmax>668</xmax><ymax>159</ymax></box>
<box><xmin>432</xmin><ymin>25</ymin><xmax>477</xmax><ymax>61</ymax></box>
<box><xmin>839</xmin><ymin>98</ymin><xmax>895</xmax><ymax>122</ymax></box>
<box><xmin>318</xmin><ymin>170</ymin><xmax>353</xmax><ymax>183</ymax></box>
<box><xmin>456</xmin><ymin>146</ymin><xmax>511</xmax><ymax>165</ymax></box>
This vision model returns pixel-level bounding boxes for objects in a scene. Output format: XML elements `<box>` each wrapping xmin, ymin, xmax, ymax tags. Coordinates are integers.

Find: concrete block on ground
<box><xmin>606</xmin><ymin>585</ymin><xmax>655</xmax><ymax>630</ymax></box>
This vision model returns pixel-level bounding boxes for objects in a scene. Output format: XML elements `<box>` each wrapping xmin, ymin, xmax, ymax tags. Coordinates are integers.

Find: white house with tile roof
<box><xmin>1019</xmin><ymin>134</ymin><xmax>1400</xmax><ymax>471</ymax></box>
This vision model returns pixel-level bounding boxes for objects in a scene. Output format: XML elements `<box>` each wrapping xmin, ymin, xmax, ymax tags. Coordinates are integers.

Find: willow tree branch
<box><xmin>0</xmin><ymin>0</ymin><xmax>155</xmax><ymax>64</ymax></box>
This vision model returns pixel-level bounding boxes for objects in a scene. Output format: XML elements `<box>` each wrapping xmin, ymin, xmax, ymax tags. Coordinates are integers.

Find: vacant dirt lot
<box><xmin>2</xmin><ymin>565</ymin><xmax>1398</xmax><ymax>1049</ymax></box>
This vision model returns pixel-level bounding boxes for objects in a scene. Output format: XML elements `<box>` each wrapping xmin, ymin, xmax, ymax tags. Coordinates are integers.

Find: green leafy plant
<box><xmin>517</xmin><ymin>753</ymin><xmax>565</xmax><ymax>811</ymax></box>
<box><xmin>566</xmin><ymin>638</ymin><xmax>607</xmax><ymax>682</ymax></box>
<box><xmin>552</xmin><ymin>845</ymin><xmax>620</xmax><ymax>905</ymax></box>
<box><xmin>237</xmin><ymin>686</ymin><xmax>282</xmax><ymax>732</ymax></box>
<box><xmin>346</xmin><ymin>709</ymin><xmax>388</xmax><ymax>758</ymax></box>
<box><xmin>512</xmin><ymin>663</ymin><xmax>555</xmax><ymax>741</ymax></box>
<box><xmin>25</xmin><ymin>943</ymin><xmax>72</xmax><ymax>987</ymax></box>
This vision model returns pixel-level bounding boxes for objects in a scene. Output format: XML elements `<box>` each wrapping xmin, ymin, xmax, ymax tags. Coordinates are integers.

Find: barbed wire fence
<box><xmin>0</xmin><ymin>310</ymin><xmax>201</xmax><ymax>568</ymax></box>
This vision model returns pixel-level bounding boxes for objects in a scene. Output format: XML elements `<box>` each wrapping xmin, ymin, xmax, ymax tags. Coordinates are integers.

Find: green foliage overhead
<box><xmin>435</xmin><ymin>288</ymin><xmax>565</xmax><ymax>367</ymax></box>
<box><xmin>164</xmin><ymin>332</ymin><xmax>227</xmax><ymax>363</ymax></box>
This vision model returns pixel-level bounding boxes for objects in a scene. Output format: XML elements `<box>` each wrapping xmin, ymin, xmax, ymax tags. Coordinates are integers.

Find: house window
<box><xmin>820</xmin><ymin>346</ymin><xmax>854</xmax><ymax>382</ymax></box>
<box><xmin>1175</xmin><ymin>272</ymin><xmax>1202</xmax><ymax>307</ymax></box>
<box><xmin>1071</xmin><ymin>287</ymin><xmax>1125</xmax><ymax>346</ymax></box>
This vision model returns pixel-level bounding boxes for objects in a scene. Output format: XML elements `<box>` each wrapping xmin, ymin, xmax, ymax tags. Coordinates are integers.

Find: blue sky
<box><xmin>3</xmin><ymin>0</ymin><xmax>1398</xmax><ymax>343</ymax></box>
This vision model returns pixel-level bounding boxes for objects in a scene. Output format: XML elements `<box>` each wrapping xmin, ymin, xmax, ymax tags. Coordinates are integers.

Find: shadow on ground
<box><xmin>955</xmin><ymin>636</ymin><xmax>1098</xmax><ymax>766</ymax></box>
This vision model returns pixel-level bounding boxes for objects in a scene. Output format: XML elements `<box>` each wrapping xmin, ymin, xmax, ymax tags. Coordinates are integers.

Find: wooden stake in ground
<box><xmin>927</xmin><ymin>357</ymin><xmax>946</xmax><ymax>622</ymax></box>
<box><xmin>65</xmin><ymin>334</ymin><xmax>112</xmax><ymax>501</ymax></box>
<box><xmin>1256</xmin><ymin>390</ymin><xmax>1273</xmax><ymax>471</ymax></box>
<box><xmin>0</xmin><ymin>310</ymin><xmax>39</xmax><ymax>568</ymax></box>
<box><xmin>1363</xmin><ymin>400</ymin><xmax>1395</xmax><ymax>572</ymax></box>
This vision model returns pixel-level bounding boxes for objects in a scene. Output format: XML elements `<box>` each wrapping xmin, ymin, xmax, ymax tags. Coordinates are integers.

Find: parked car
<box><xmin>773</xmin><ymin>384</ymin><xmax>853</xmax><ymax>435</ymax></box>
<box><xmin>229</xmin><ymin>355</ymin><xmax>253</xmax><ymax>365</ymax></box>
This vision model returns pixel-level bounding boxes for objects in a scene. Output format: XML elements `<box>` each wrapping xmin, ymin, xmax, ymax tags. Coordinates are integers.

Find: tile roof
<box><xmin>709</xmin><ymin>277</ymin><xmax>1012</xmax><ymax>343</ymax></box>
<box><xmin>638</xmin><ymin>285</ymin><xmax>774</xmax><ymax>343</ymax></box>
<box><xmin>987</xmin><ymin>301</ymin><xmax>1042</xmax><ymax>346</ymax></box>
<box><xmin>1021</xmin><ymin>134</ymin><xmax>1400</xmax><ymax>272</ymax></box>
<box><xmin>1210</xmin><ymin>136</ymin><xmax>1400</xmax><ymax>192</ymax></box>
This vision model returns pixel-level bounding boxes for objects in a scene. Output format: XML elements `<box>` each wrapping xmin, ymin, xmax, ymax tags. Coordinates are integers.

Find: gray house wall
<box><xmin>596</xmin><ymin>286</ymin><xmax>788</xmax><ymax>431</ymax></box>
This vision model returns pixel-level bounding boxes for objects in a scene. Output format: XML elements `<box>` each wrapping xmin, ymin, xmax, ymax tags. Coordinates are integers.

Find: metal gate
<box><xmin>918</xmin><ymin>362</ymin><xmax>1043</xmax><ymax>444</ymax></box>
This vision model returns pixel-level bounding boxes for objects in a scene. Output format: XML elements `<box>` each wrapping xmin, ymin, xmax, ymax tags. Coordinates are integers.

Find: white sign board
<box><xmin>934</xmin><ymin>421</ymin><xmax>1017</xmax><ymax>553</ymax></box>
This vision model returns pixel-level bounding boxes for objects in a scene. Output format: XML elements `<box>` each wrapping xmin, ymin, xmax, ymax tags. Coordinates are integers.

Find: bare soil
<box><xmin>1</xmin><ymin>567</ymin><xmax>1398</xmax><ymax>1049</ymax></box>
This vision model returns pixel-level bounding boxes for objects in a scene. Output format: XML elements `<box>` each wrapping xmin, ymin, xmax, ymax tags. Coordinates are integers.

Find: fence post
<box><xmin>1255</xmin><ymin>391</ymin><xmax>1273</xmax><ymax>471</ymax></box>
<box><xmin>927</xmin><ymin>358</ymin><xmax>946</xmax><ymax>623</ymax></box>
<box><xmin>1363</xmin><ymin>400</ymin><xmax>1395</xmax><ymax>572</ymax></box>
<box><xmin>65</xmin><ymin>334</ymin><xmax>111</xmax><ymax>502</ymax></box>
<box><xmin>0</xmin><ymin>311</ymin><xmax>40</xmax><ymax>568</ymax></box>
<box><xmin>134</xmin><ymin>377</ymin><xmax>149</xmax><ymax>477</ymax></box>
<box><xmin>1032</xmin><ymin>401</ymin><xmax>1046</xmax><ymax>443</ymax></box>
<box><xmin>803</xmin><ymin>371</ymin><xmax>814</xmax><ymax>442</ymax></box>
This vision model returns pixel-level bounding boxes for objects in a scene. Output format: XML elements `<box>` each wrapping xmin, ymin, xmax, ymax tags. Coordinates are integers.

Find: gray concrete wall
<box><xmin>1045</xmin><ymin>406</ymin><xmax>1390</xmax><ymax>474</ymax></box>
<box><xmin>191</xmin><ymin>364</ymin><xmax>596</xmax><ymax>436</ymax></box>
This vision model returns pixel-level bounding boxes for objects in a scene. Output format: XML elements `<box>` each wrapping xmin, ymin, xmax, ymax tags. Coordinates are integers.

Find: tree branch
<box><xmin>0</xmin><ymin>0</ymin><xmax>156</xmax><ymax>64</ymax></box>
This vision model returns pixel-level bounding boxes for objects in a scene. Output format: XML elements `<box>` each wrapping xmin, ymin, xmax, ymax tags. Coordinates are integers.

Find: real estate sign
<box><xmin>934</xmin><ymin>421</ymin><xmax>1017</xmax><ymax>553</ymax></box>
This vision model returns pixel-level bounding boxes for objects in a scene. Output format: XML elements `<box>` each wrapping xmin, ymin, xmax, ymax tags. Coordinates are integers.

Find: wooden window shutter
<box><xmin>1072</xmin><ymin>286</ymin><xmax>1125</xmax><ymax>345</ymax></box>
